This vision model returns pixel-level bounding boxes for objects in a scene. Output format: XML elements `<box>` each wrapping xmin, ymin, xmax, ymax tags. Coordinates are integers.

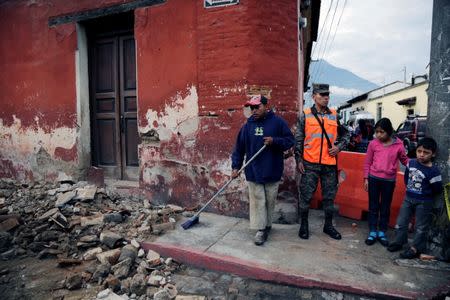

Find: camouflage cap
<box><xmin>312</xmin><ymin>83</ymin><xmax>330</xmax><ymax>94</ymax></box>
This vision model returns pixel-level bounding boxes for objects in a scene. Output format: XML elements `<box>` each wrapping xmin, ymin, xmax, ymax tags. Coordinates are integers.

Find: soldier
<box><xmin>294</xmin><ymin>84</ymin><xmax>350</xmax><ymax>240</ymax></box>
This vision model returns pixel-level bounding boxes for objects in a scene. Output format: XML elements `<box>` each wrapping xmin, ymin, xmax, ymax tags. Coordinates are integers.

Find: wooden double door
<box><xmin>90</xmin><ymin>34</ymin><xmax>139</xmax><ymax>180</ymax></box>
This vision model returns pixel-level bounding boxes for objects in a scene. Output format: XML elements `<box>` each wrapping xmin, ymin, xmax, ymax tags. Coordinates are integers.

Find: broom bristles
<box><xmin>181</xmin><ymin>215</ymin><xmax>199</xmax><ymax>230</ymax></box>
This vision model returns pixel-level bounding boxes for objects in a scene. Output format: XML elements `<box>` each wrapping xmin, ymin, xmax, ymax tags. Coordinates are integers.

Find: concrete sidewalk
<box><xmin>142</xmin><ymin>210</ymin><xmax>450</xmax><ymax>299</ymax></box>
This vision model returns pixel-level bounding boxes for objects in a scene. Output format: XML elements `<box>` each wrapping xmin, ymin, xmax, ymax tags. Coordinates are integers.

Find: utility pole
<box><xmin>427</xmin><ymin>0</ymin><xmax>450</xmax><ymax>261</ymax></box>
<box><xmin>402</xmin><ymin>66</ymin><xmax>406</xmax><ymax>83</ymax></box>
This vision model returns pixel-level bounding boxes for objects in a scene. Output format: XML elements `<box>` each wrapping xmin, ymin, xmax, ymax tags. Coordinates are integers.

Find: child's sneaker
<box><xmin>387</xmin><ymin>242</ymin><xmax>403</xmax><ymax>252</ymax></box>
<box><xmin>365</xmin><ymin>231</ymin><xmax>377</xmax><ymax>245</ymax></box>
<box><xmin>400</xmin><ymin>247</ymin><xmax>419</xmax><ymax>259</ymax></box>
<box><xmin>377</xmin><ymin>231</ymin><xmax>389</xmax><ymax>247</ymax></box>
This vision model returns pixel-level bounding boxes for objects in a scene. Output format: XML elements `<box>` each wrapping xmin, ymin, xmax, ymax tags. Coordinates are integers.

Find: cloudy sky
<box><xmin>309</xmin><ymin>0</ymin><xmax>433</xmax><ymax>86</ymax></box>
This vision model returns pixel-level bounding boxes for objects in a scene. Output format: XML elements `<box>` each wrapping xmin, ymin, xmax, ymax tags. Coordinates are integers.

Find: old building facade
<box><xmin>0</xmin><ymin>0</ymin><xmax>319</xmax><ymax>216</ymax></box>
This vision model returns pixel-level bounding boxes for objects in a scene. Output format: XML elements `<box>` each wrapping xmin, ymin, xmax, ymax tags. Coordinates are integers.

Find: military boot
<box><xmin>323</xmin><ymin>212</ymin><xmax>341</xmax><ymax>240</ymax></box>
<box><xmin>298</xmin><ymin>211</ymin><xmax>309</xmax><ymax>239</ymax></box>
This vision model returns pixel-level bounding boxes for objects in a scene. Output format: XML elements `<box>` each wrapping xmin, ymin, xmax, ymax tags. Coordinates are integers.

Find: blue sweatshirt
<box><xmin>231</xmin><ymin>110</ymin><xmax>295</xmax><ymax>184</ymax></box>
<box><xmin>404</xmin><ymin>159</ymin><xmax>443</xmax><ymax>201</ymax></box>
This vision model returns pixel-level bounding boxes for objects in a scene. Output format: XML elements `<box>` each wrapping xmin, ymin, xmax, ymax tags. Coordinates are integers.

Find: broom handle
<box><xmin>195</xmin><ymin>144</ymin><xmax>267</xmax><ymax>216</ymax></box>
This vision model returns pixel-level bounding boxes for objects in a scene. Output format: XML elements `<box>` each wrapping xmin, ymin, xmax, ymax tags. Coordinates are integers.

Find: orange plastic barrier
<box><xmin>310</xmin><ymin>151</ymin><xmax>405</xmax><ymax>228</ymax></box>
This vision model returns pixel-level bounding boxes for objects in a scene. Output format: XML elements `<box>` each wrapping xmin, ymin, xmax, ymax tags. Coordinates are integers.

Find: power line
<box><xmin>310</xmin><ymin>0</ymin><xmax>334</xmax><ymax>60</ymax></box>
<box><xmin>316</xmin><ymin>0</ymin><xmax>347</xmax><ymax>82</ymax></box>
<box><xmin>310</xmin><ymin>0</ymin><xmax>340</xmax><ymax>83</ymax></box>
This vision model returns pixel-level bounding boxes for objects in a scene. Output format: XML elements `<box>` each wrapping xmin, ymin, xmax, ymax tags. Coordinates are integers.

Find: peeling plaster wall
<box><xmin>0</xmin><ymin>0</ymin><xmax>137</xmax><ymax>180</ymax></box>
<box><xmin>1</xmin><ymin>0</ymin><xmax>303</xmax><ymax>219</ymax></box>
<box><xmin>0</xmin><ymin>117</ymin><xmax>78</xmax><ymax>180</ymax></box>
<box><xmin>135</xmin><ymin>0</ymin><xmax>301</xmax><ymax>217</ymax></box>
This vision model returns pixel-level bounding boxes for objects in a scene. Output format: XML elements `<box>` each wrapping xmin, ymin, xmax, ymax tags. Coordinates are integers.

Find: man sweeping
<box><xmin>231</xmin><ymin>95</ymin><xmax>295</xmax><ymax>246</ymax></box>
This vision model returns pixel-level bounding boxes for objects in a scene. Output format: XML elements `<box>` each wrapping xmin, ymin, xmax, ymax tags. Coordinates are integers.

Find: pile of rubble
<box><xmin>0</xmin><ymin>178</ymin><xmax>197</xmax><ymax>299</ymax></box>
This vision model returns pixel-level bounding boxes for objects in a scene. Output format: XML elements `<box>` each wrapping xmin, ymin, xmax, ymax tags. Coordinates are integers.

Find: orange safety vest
<box><xmin>303</xmin><ymin>107</ymin><xmax>338</xmax><ymax>165</ymax></box>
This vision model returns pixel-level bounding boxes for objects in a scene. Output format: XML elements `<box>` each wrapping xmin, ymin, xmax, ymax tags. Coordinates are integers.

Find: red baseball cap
<box><xmin>244</xmin><ymin>95</ymin><xmax>268</xmax><ymax>107</ymax></box>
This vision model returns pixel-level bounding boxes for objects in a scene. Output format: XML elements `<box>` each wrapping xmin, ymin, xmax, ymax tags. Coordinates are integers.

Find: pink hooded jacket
<box><xmin>364</xmin><ymin>137</ymin><xmax>409</xmax><ymax>180</ymax></box>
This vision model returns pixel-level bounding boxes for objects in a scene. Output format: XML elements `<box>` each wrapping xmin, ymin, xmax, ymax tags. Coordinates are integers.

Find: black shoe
<box><xmin>254</xmin><ymin>230</ymin><xmax>268</xmax><ymax>246</ymax></box>
<box><xmin>323</xmin><ymin>225</ymin><xmax>342</xmax><ymax>240</ymax></box>
<box><xmin>365</xmin><ymin>231</ymin><xmax>377</xmax><ymax>246</ymax></box>
<box><xmin>400</xmin><ymin>248</ymin><xmax>419</xmax><ymax>259</ymax></box>
<box><xmin>265</xmin><ymin>226</ymin><xmax>272</xmax><ymax>233</ymax></box>
<box><xmin>377</xmin><ymin>231</ymin><xmax>389</xmax><ymax>247</ymax></box>
<box><xmin>387</xmin><ymin>242</ymin><xmax>403</xmax><ymax>252</ymax></box>
<box><xmin>298</xmin><ymin>220</ymin><xmax>309</xmax><ymax>239</ymax></box>
<box><xmin>365</xmin><ymin>237</ymin><xmax>376</xmax><ymax>245</ymax></box>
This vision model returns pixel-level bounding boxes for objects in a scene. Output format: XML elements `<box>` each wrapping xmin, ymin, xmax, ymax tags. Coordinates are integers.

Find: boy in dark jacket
<box><xmin>387</xmin><ymin>137</ymin><xmax>443</xmax><ymax>258</ymax></box>
<box><xmin>231</xmin><ymin>95</ymin><xmax>295</xmax><ymax>246</ymax></box>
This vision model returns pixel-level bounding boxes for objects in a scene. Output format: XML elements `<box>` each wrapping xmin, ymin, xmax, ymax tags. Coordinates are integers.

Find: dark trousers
<box><xmin>368</xmin><ymin>176</ymin><xmax>396</xmax><ymax>232</ymax></box>
<box><xmin>393</xmin><ymin>196</ymin><xmax>433</xmax><ymax>253</ymax></box>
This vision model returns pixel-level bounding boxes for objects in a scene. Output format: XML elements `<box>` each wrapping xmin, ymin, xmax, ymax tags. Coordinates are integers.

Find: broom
<box><xmin>181</xmin><ymin>144</ymin><xmax>267</xmax><ymax>230</ymax></box>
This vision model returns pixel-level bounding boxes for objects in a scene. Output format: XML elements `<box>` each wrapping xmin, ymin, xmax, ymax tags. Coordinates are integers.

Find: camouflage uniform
<box><xmin>295</xmin><ymin>108</ymin><xmax>350</xmax><ymax>214</ymax></box>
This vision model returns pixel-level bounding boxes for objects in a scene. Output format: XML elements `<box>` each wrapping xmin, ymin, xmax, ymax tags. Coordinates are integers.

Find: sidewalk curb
<box><xmin>141</xmin><ymin>241</ymin><xmax>442</xmax><ymax>299</ymax></box>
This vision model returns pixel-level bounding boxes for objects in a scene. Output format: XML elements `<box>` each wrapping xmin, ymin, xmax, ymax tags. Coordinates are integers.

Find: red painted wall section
<box><xmin>136</xmin><ymin>0</ymin><xmax>300</xmax><ymax>217</ymax></box>
<box><xmin>0</xmin><ymin>0</ymin><xmax>302</xmax><ymax>218</ymax></box>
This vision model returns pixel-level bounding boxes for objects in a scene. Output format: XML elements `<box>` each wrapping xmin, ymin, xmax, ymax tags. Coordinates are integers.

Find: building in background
<box><xmin>0</xmin><ymin>0</ymin><xmax>320</xmax><ymax>217</ymax></box>
<box><xmin>339</xmin><ymin>77</ymin><xmax>428</xmax><ymax>129</ymax></box>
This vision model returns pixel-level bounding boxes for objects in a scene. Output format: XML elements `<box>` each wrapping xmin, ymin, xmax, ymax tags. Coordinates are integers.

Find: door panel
<box><xmin>90</xmin><ymin>34</ymin><xmax>138</xmax><ymax>180</ymax></box>
<box><xmin>119</xmin><ymin>36</ymin><xmax>139</xmax><ymax>180</ymax></box>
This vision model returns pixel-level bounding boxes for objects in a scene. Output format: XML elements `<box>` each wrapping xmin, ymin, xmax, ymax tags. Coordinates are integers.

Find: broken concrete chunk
<box><xmin>100</xmin><ymin>231</ymin><xmax>123</xmax><ymax>248</ymax></box>
<box><xmin>164</xmin><ymin>283</ymin><xmax>178</xmax><ymax>299</ymax></box>
<box><xmin>118</xmin><ymin>244</ymin><xmax>137</xmax><ymax>263</ymax></box>
<box><xmin>79</xmin><ymin>235</ymin><xmax>99</xmax><ymax>243</ymax></box>
<box><xmin>65</xmin><ymin>273</ymin><xmax>83</xmax><ymax>290</ymax></box>
<box><xmin>167</xmin><ymin>204</ymin><xmax>184</xmax><ymax>213</ymax></box>
<box><xmin>83</xmin><ymin>247</ymin><xmax>103</xmax><ymax>261</ymax></box>
<box><xmin>92</xmin><ymin>263</ymin><xmax>111</xmax><ymax>282</ymax></box>
<box><xmin>137</xmin><ymin>249</ymin><xmax>145</xmax><ymax>258</ymax></box>
<box><xmin>57</xmin><ymin>172</ymin><xmax>75</xmax><ymax>183</ymax></box>
<box><xmin>74</xmin><ymin>186</ymin><xmax>97</xmax><ymax>201</ymax></box>
<box><xmin>111</xmin><ymin>257</ymin><xmax>132</xmax><ymax>279</ymax></box>
<box><xmin>103</xmin><ymin>275</ymin><xmax>121</xmax><ymax>292</ymax></box>
<box><xmin>80</xmin><ymin>214</ymin><xmax>104</xmax><ymax>227</ymax></box>
<box><xmin>37</xmin><ymin>230</ymin><xmax>59</xmax><ymax>242</ymax></box>
<box><xmin>152</xmin><ymin>222</ymin><xmax>175</xmax><ymax>234</ymax></box>
<box><xmin>146</xmin><ymin>249</ymin><xmax>161</xmax><ymax>266</ymax></box>
<box><xmin>57</xmin><ymin>183</ymin><xmax>74</xmax><ymax>193</ymax></box>
<box><xmin>103</xmin><ymin>213</ymin><xmax>123</xmax><ymax>224</ymax></box>
<box><xmin>147</xmin><ymin>274</ymin><xmax>164</xmax><ymax>286</ymax></box>
<box><xmin>130</xmin><ymin>273</ymin><xmax>147</xmax><ymax>296</ymax></box>
<box><xmin>38</xmin><ymin>208</ymin><xmax>59</xmax><ymax>221</ymax></box>
<box><xmin>96</xmin><ymin>249</ymin><xmax>121</xmax><ymax>265</ymax></box>
<box><xmin>55</xmin><ymin>190</ymin><xmax>76</xmax><ymax>208</ymax></box>
<box><xmin>0</xmin><ymin>217</ymin><xmax>20</xmax><ymax>232</ymax></box>
<box><xmin>50</xmin><ymin>212</ymin><xmax>69</xmax><ymax>228</ymax></box>
<box><xmin>131</xmin><ymin>239</ymin><xmax>140</xmax><ymax>249</ymax></box>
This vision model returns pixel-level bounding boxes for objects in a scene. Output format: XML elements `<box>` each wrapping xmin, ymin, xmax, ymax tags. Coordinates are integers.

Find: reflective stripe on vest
<box><xmin>303</xmin><ymin>108</ymin><xmax>338</xmax><ymax>165</ymax></box>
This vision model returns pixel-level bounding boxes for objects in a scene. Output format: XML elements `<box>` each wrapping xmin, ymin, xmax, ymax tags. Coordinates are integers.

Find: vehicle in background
<box><xmin>347</xmin><ymin>111</ymin><xmax>375</xmax><ymax>130</ymax></box>
<box><xmin>395</xmin><ymin>115</ymin><xmax>427</xmax><ymax>157</ymax></box>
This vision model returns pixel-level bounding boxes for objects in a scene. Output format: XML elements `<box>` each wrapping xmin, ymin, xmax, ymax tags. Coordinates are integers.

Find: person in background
<box><xmin>363</xmin><ymin>118</ymin><xmax>409</xmax><ymax>246</ymax></box>
<box><xmin>354</xmin><ymin>119</ymin><xmax>371</xmax><ymax>153</ymax></box>
<box><xmin>231</xmin><ymin>95</ymin><xmax>295</xmax><ymax>246</ymax></box>
<box><xmin>295</xmin><ymin>83</ymin><xmax>350</xmax><ymax>240</ymax></box>
<box><xmin>387</xmin><ymin>137</ymin><xmax>443</xmax><ymax>259</ymax></box>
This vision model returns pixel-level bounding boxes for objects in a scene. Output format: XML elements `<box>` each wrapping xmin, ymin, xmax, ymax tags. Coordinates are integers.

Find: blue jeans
<box><xmin>393</xmin><ymin>196</ymin><xmax>433</xmax><ymax>253</ymax></box>
<box><xmin>368</xmin><ymin>176</ymin><xmax>396</xmax><ymax>232</ymax></box>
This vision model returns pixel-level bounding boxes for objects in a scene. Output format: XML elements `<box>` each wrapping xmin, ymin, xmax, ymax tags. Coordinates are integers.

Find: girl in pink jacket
<box><xmin>363</xmin><ymin>118</ymin><xmax>409</xmax><ymax>246</ymax></box>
